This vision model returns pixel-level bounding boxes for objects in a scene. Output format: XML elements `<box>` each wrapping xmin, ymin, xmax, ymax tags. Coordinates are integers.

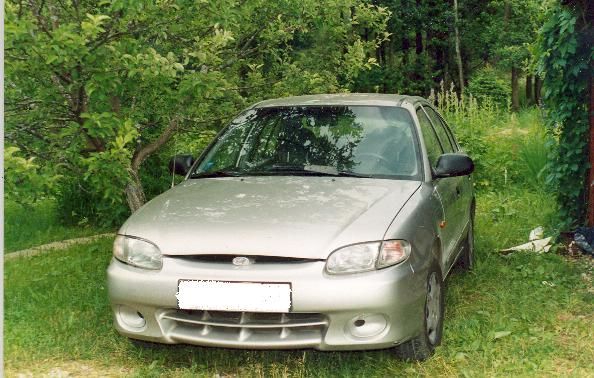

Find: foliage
<box><xmin>5</xmin><ymin>0</ymin><xmax>390</xmax><ymax>226</ymax></box>
<box><xmin>431</xmin><ymin>82</ymin><xmax>502</xmax><ymax>190</ymax></box>
<box><xmin>466</xmin><ymin>66</ymin><xmax>510</xmax><ymax>107</ymax></box>
<box><xmin>518</xmin><ymin>133</ymin><xmax>549</xmax><ymax>189</ymax></box>
<box><xmin>537</xmin><ymin>4</ymin><xmax>593</xmax><ymax>227</ymax></box>
<box><xmin>4</xmin><ymin>146</ymin><xmax>59</xmax><ymax>205</ymax></box>
<box><xmin>432</xmin><ymin>83</ymin><xmax>551</xmax><ymax>193</ymax></box>
<box><xmin>487</xmin><ymin>0</ymin><xmax>542</xmax><ymax>68</ymax></box>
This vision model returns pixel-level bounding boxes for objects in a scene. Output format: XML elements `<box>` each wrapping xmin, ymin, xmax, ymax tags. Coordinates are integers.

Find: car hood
<box><xmin>121</xmin><ymin>176</ymin><xmax>420</xmax><ymax>259</ymax></box>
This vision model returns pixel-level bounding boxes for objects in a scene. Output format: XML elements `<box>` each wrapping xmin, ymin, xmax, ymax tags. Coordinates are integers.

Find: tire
<box><xmin>456</xmin><ymin>219</ymin><xmax>474</xmax><ymax>271</ymax></box>
<box><xmin>396</xmin><ymin>266</ymin><xmax>444</xmax><ymax>361</ymax></box>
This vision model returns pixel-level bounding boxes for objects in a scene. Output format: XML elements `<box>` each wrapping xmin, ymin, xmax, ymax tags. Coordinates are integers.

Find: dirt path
<box><xmin>4</xmin><ymin>233</ymin><xmax>114</xmax><ymax>261</ymax></box>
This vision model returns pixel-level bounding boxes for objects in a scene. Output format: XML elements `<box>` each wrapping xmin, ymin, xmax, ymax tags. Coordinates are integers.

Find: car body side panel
<box><xmin>384</xmin><ymin>183</ymin><xmax>442</xmax><ymax>274</ymax></box>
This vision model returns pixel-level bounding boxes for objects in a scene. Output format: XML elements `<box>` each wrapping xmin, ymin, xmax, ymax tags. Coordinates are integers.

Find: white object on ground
<box><xmin>500</xmin><ymin>237</ymin><xmax>552</xmax><ymax>253</ymax></box>
<box><xmin>529</xmin><ymin>226</ymin><xmax>544</xmax><ymax>241</ymax></box>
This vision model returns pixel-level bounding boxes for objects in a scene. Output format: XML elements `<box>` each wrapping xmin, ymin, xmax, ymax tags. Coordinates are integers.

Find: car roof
<box><xmin>252</xmin><ymin>93</ymin><xmax>428</xmax><ymax>108</ymax></box>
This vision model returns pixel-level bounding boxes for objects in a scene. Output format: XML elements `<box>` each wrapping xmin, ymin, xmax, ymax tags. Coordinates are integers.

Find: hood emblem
<box><xmin>232</xmin><ymin>256</ymin><xmax>252</xmax><ymax>266</ymax></box>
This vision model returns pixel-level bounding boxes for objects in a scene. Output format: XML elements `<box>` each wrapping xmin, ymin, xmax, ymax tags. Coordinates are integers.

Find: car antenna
<box><xmin>171</xmin><ymin>131</ymin><xmax>178</xmax><ymax>188</ymax></box>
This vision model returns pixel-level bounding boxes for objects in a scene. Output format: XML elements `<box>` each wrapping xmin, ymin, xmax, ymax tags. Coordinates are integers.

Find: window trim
<box><xmin>422</xmin><ymin>105</ymin><xmax>456</xmax><ymax>153</ymax></box>
<box><xmin>415</xmin><ymin>105</ymin><xmax>444</xmax><ymax>181</ymax></box>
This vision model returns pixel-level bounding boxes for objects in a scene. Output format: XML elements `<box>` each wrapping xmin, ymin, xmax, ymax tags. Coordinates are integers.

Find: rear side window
<box><xmin>416</xmin><ymin>108</ymin><xmax>443</xmax><ymax>168</ymax></box>
<box><xmin>423</xmin><ymin>106</ymin><xmax>455</xmax><ymax>153</ymax></box>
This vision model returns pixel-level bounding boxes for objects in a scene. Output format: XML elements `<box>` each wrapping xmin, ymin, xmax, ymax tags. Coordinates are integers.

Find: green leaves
<box><xmin>81</xmin><ymin>14</ymin><xmax>111</xmax><ymax>39</ymax></box>
<box><xmin>536</xmin><ymin>4</ymin><xmax>592</xmax><ymax>227</ymax></box>
<box><xmin>5</xmin><ymin>0</ymin><xmax>391</xmax><ymax>225</ymax></box>
<box><xmin>4</xmin><ymin>146</ymin><xmax>60</xmax><ymax>205</ymax></box>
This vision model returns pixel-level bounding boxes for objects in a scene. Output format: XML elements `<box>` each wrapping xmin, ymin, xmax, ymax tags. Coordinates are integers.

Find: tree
<box><xmin>453</xmin><ymin>0</ymin><xmax>464</xmax><ymax>93</ymax></box>
<box><xmin>486</xmin><ymin>0</ymin><xmax>541</xmax><ymax>111</ymax></box>
<box><xmin>537</xmin><ymin>1</ymin><xmax>593</xmax><ymax>226</ymax></box>
<box><xmin>5</xmin><ymin>0</ymin><xmax>389</xmax><ymax>225</ymax></box>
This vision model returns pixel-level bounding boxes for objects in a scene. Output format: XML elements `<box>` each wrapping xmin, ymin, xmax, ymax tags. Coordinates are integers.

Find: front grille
<box><xmin>173</xmin><ymin>255</ymin><xmax>320</xmax><ymax>264</ymax></box>
<box><xmin>160</xmin><ymin>310</ymin><xmax>327</xmax><ymax>348</ymax></box>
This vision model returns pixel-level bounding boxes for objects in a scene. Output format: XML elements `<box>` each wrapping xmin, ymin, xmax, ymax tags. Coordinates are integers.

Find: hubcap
<box><xmin>426</xmin><ymin>272</ymin><xmax>441</xmax><ymax>345</ymax></box>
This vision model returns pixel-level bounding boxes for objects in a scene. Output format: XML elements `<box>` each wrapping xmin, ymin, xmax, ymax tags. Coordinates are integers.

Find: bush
<box><xmin>467</xmin><ymin>66</ymin><xmax>510</xmax><ymax>108</ymax></box>
<box><xmin>4</xmin><ymin>146</ymin><xmax>58</xmax><ymax>205</ymax></box>
<box><xmin>55</xmin><ymin>177</ymin><xmax>129</xmax><ymax>228</ymax></box>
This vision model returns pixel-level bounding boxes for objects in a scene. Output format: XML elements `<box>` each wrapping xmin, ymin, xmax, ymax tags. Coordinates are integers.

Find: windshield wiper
<box><xmin>261</xmin><ymin>164</ymin><xmax>373</xmax><ymax>178</ymax></box>
<box><xmin>190</xmin><ymin>170</ymin><xmax>242</xmax><ymax>179</ymax></box>
<box><xmin>336</xmin><ymin>171</ymin><xmax>373</xmax><ymax>178</ymax></box>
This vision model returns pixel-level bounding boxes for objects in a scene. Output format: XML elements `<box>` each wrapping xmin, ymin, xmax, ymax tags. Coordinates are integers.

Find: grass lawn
<box><xmin>4</xmin><ymin>188</ymin><xmax>593</xmax><ymax>377</ymax></box>
<box><xmin>4</xmin><ymin>200</ymin><xmax>110</xmax><ymax>253</ymax></box>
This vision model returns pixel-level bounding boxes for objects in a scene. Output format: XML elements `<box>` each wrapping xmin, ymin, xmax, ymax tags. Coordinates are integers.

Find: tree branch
<box><xmin>131</xmin><ymin>118</ymin><xmax>179</xmax><ymax>172</ymax></box>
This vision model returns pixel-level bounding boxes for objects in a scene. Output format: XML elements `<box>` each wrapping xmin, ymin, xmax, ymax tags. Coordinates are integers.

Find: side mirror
<box><xmin>168</xmin><ymin>155</ymin><xmax>195</xmax><ymax>176</ymax></box>
<box><xmin>434</xmin><ymin>153</ymin><xmax>474</xmax><ymax>178</ymax></box>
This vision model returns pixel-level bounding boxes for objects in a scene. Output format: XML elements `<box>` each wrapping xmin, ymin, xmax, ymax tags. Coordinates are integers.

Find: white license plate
<box><xmin>176</xmin><ymin>280</ymin><xmax>292</xmax><ymax>312</ymax></box>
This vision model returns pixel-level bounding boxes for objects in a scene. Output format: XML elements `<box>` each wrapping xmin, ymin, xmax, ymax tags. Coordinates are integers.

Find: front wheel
<box><xmin>396</xmin><ymin>266</ymin><xmax>444</xmax><ymax>361</ymax></box>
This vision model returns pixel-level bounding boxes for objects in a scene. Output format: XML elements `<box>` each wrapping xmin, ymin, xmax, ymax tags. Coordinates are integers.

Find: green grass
<box><xmin>4</xmin><ymin>108</ymin><xmax>593</xmax><ymax>376</ymax></box>
<box><xmin>4</xmin><ymin>199</ymin><xmax>108</xmax><ymax>253</ymax></box>
<box><xmin>4</xmin><ymin>190</ymin><xmax>593</xmax><ymax>377</ymax></box>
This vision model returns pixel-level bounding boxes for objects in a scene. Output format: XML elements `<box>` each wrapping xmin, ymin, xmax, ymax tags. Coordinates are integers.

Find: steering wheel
<box><xmin>357</xmin><ymin>152</ymin><xmax>392</xmax><ymax>169</ymax></box>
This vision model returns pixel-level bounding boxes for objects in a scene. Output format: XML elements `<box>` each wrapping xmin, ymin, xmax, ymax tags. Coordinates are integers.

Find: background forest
<box><xmin>5</xmin><ymin>0</ymin><xmax>591</xmax><ymax>230</ymax></box>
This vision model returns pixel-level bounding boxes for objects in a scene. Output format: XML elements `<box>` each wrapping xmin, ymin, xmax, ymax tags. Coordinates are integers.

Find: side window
<box><xmin>442</xmin><ymin>120</ymin><xmax>460</xmax><ymax>150</ymax></box>
<box><xmin>416</xmin><ymin>108</ymin><xmax>443</xmax><ymax>168</ymax></box>
<box><xmin>423</xmin><ymin>106</ymin><xmax>455</xmax><ymax>153</ymax></box>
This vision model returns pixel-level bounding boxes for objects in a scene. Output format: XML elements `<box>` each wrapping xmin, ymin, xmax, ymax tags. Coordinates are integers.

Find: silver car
<box><xmin>108</xmin><ymin>94</ymin><xmax>474</xmax><ymax>360</ymax></box>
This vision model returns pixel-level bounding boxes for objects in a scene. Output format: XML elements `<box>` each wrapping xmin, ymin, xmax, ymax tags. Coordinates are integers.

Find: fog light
<box><xmin>118</xmin><ymin>306</ymin><xmax>146</xmax><ymax>329</ymax></box>
<box><xmin>347</xmin><ymin>314</ymin><xmax>388</xmax><ymax>338</ymax></box>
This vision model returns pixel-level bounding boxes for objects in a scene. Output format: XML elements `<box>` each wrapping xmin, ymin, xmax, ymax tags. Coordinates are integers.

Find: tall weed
<box><xmin>518</xmin><ymin>134</ymin><xmax>549</xmax><ymax>189</ymax></box>
<box><xmin>430</xmin><ymin>82</ymin><xmax>509</xmax><ymax>190</ymax></box>
<box><xmin>430</xmin><ymin>82</ymin><xmax>550</xmax><ymax>192</ymax></box>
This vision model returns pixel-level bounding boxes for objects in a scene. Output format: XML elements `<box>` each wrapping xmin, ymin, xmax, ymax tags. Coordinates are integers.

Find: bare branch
<box><xmin>131</xmin><ymin>118</ymin><xmax>179</xmax><ymax>172</ymax></box>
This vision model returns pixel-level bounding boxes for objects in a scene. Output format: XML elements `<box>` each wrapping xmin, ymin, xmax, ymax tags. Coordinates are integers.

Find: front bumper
<box><xmin>107</xmin><ymin>256</ymin><xmax>426</xmax><ymax>351</ymax></box>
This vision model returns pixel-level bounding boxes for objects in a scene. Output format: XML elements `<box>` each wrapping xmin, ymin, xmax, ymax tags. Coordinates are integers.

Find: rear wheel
<box><xmin>396</xmin><ymin>266</ymin><xmax>444</xmax><ymax>361</ymax></box>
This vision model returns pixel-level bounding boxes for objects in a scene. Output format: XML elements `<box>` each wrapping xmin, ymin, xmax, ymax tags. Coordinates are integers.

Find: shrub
<box><xmin>4</xmin><ymin>146</ymin><xmax>58</xmax><ymax>205</ymax></box>
<box><xmin>467</xmin><ymin>66</ymin><xmax>510</xmax><ymax>108</ymax></box>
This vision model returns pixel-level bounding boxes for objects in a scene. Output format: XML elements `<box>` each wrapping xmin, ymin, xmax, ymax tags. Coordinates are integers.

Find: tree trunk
<box><xmin>125</xmin><ymin>169</ymin><xmax>146</xmax><ymax>213</ymax></box>
<box><xmin>402</xmin><ymin>36</ymin><xmax>410</xmax><ymax>64</ymax></box>
<box><xmin>586</xmin><ymin>59</ymin><xmax>594</xmax><ymax>227</ymax></box>
<box><xmin>126</xmin><ymin>118</ymin><xmax>180</xmax><ymax>212</ymax></box>
<box><xmin>415</xmin><ymin>0</ymin><xmax>423</xmax><ymax>55</ymax></box>
<box><xmin>511</xmin><ymin>66</ymin><xmax>520</xmax><ymax>112</ymax></box>
<box><xmin>525</xmin><ymin>75</ymin><xmax>533</xmax><ymax>105</ymax></box>
<box><xmin>453</xmin><ymin>0</ymin><xmax>464</xmax><ymax>93</ymax></box>
<box><xmin>534</xmin><ymin>75</ymin><xmax>542</xmax><ymax>106</ymax></box>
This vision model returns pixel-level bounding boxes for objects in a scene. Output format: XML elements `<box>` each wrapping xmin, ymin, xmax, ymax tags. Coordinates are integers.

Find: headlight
<box><xmin>326</xmin><ymin>240</ymin><xmax>411</xmax><ymax>274</ymax></box>
<box><xmin>113</xmin><ymin>235</ymin><xmax>162</xmax><ymax>270</ymax></box>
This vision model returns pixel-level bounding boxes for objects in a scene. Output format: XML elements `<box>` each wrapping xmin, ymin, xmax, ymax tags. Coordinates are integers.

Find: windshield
<box><xmin>192</xmin><ymin>105</ymin><xmax>421</xmax><ymax>179</ymax></box>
